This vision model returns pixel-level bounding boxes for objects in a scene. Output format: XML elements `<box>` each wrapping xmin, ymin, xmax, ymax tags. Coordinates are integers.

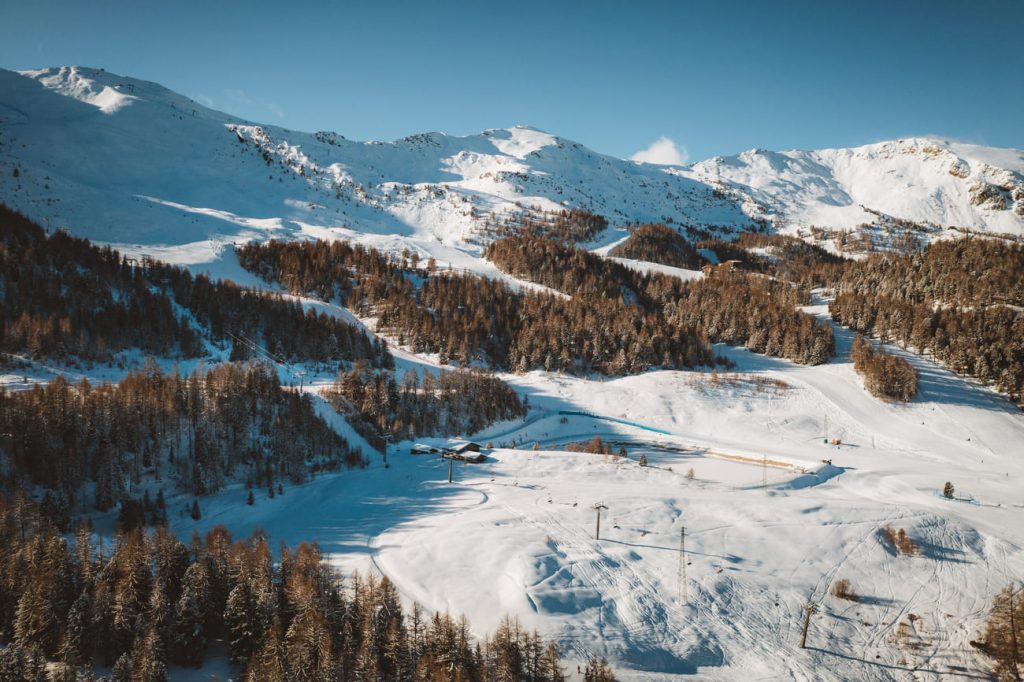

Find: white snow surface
<box><xmin>685</xmin><ymin>138</ymin><xmax>1024</xmax><ymax>235</ymax></box>
<box><xmin>62</xmin><ymin>294</ymin><xmax>1016</xmax><ymax>681</ymax></box>
<box><xmin>0</xmin><ymin>66</ymin><xmax>746</xmax><ymax>272</ymax></box>
<box><xmin>5</xmin><ymin>65</ymin><xmax>1024</xmax><ymax>680</ymax></box>
<box><xmin>3</xmin><ymin>66</ymin><xmax>1022</xmax><ymax>278</ymax></box>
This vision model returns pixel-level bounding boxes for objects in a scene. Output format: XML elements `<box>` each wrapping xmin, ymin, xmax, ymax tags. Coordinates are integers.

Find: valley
<box><xmin>1</xmin><ymin>63</ymin><xmax>1022</xmax><ymax>681</ymax></box>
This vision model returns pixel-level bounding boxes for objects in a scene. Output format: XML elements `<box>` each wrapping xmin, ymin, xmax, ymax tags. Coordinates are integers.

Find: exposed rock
<box><xmin>969</xmin><ymin>182</ymin><xmax>1007</xmax><ymax>210</ymax></box>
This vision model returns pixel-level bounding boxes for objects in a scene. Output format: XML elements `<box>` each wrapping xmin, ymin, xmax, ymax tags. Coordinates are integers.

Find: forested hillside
<box><xmin>239</xmin><ymin>239</ymin><xmax>718</xmax><ymax>374</ymax></box>
<box><xmin>0</xmin><ymin>362</ymin><xmax>362</xmax><ymax>523</ymax></box>
<box><xmin>0</xmin><ymin>499</ymin><xmax>591</xmax><ymax>682</ymax></box>
<box><xmin>850</xmin><ymin>335</ymin><xmax>919</xmax><ymax>401</ymax></box>
<box><xmin>697</xmin><ymin>233</ymin><xmax>848</xmax><ymax>287</ymax></box>
<box><xmin>475</xmin><ymin>207</ymin><xmax>610</xmax><ymax>243</ymax></box>
<box><xmin>327</xmin><ymin>364</ymin><xmax>527</xmax><ymax>448</ymax></box>
<box><xmin>486</xmin><ymin>235</ymin><xmax>835</xmax><ymax>366</ymax></box>
<box><xmin>0</xmin><ymin>205</ymin><xmax>388</xmax><ymax>368</ymax></box>
<box><xmin>608</xmin><ymin>223</ymin><xmax>704</xmax><ymax>270</ymax></box>
<box><xmin>831</xmin><ymin>238</ymin><xmax>1024</xmax><ymax>401</ymax></box>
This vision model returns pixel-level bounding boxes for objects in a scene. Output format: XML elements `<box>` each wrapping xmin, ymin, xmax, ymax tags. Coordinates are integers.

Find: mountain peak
<box><xmin>14</xmin><ymin>65</ymin><xmax>226</xmax><ymax>120</ymax></box>
<box><xmin>1</xmin><ymin>66</ymin><xmax>1022</xmax><ymax>263</ymax></box>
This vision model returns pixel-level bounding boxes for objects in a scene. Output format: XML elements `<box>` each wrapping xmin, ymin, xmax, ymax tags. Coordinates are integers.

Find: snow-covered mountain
<box><xmin>1</xmin><ymin>66</ymin><xmax>1022</xmax><ymax>266</ymax></box>
<box><xmin>686</xmin><ymin>138</ymin><xmax>1024</xmax><ymax>236</ymax></box>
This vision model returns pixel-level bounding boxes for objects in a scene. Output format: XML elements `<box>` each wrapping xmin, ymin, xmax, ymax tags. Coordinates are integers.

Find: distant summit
<box><xmin>2</xmin><ymin>66</ymin><xmax>1021</xmax><ymax>265</ymax></box>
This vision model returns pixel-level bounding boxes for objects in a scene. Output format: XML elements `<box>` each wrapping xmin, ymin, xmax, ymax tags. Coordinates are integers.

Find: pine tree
<box><xmin>225</xmin><ymin>581</ymin><xmax>260</xmax><ymax>667</ymax></box>
<box><xmin>980</xmin><ymin>584</ymin><xmax>1023</xmax><ymax>681</ymax></box>
<box><xmin>111</xmin><ymin>652</ymin><xmax>133</xmax><ymax>682</ymax></box>
<box><xmin>152</xmin><ymin>489</ymin><xmax>168</xmax><ymax>526</ymax></box>
<box><xmin>59</xmin><ymin>591</ymin><xmax>92</xmax><ymax>666</ymax></box>
<box><xmin>584</xmin><ymin>655</ymin><xmax>615</xmax><ymax>682</ymax></box>
<box><xmin>174</xmin><ymin>563</ymin><xmax>209</xmax><ymax>666</ymax></box>
<box><xmin>539</xmin><ymin>640</ymin><xmax>565</xmax><ymax>682</ymax></box>
<box><xmin>246</xmin><ymin>616</ymin><xmax>287</xmax><ymax>682</ymax></box>
<box><xmin>133</xmin><ymin>628</ymin><xmax>169</xmax><ymax>682</ymax></box>
<box><xmin>0</xmin><ymin>644</ymin><xmax>29</xmax><ymax>682</ymax></box>
<box><xmin>13</xmin><ymin>549</ymin><xmax>60</xmax><ymax>657</ymax></box>
<box><xmin>190</xmin><ymin>499</ymin><xmax>201</xmax><ymax>521</ymax></box>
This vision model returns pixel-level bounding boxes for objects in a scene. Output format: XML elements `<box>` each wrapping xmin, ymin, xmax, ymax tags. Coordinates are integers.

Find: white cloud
<box><xmin>630</xmin><ymin>136</ymin><xmax>689</xmax><ymax>166</ymax></box>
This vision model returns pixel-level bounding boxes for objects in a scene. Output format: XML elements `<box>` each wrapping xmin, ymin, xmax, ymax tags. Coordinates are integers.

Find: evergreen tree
<box><xmin>13</xmin><ymin>548</ymin><xmax>60</xmax><ymax>656</ymax></box>
<box><xmin>174</xmin><ymin>563</ymin><xmax>209</xmax><ymax>666</ymax></box>
<box><xmin>111</xmin><ymin>652</ymin><xmax>133</xmax><ymax>682</ymax></box>
<box><xmin>980</xmin><ymin>584</ymin><xmax>1023</xmax><ymax>681</ymax></box>
<box><xmin>584</xmin><ymin>655</ymin><xmax>615</xmax><ymax>682</ymax></box>
<box><xmin>59</xmin><ymin>591</ymin><xmax>92</xmax><ymax>666</ymax></box>
<box><xmin>225</xmin><ymin>581</ymin><xmax>260</xmax><ymax>667</ymax></box>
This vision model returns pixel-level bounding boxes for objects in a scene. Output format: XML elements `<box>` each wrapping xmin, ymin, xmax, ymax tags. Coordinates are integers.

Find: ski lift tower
<box><xmin>592</xmin><ymin>503</ymin><xmax>608</xmax><ymax>540</ymax></box>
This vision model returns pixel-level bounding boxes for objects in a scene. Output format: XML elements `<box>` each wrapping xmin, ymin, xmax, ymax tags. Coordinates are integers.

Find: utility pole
<box><xmin>382</xmin><ymin>432</ymin><xmax>391</xmax><ymax>469</ymax></box>
<box><xmin>1009</xmin><ymin>584</ymin><xmax>1021</xmax><ymax>682</ymax></box>
<box><xmin>800</xmin><ymin>602</ymin><xmax>817</xmax><ymax>649</ymax></box>
<box><xmin>677</xmin><ymin>526</ymin><xmax>687</xmax><ymax>604</ymax></box>
<box><xmin>448</xmin><ymin>457</ymin><xmax>454</xmax><ymax>483</ymax></box>
<box><xmin>824</xmin><ymin>413</ymin><xmax>829</xmax><ymax>443</ymax></box>
<box><xmin>593</xmin><ymin>503</ymin><xmax>607</xmax><ymax>540</ymax></box>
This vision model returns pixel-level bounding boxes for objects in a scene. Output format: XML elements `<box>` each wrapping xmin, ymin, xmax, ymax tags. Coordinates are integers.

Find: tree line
<box><xmin>0</xmin><ymin>204</ymin><xmax>387</xmax><ymax>369</ymax></box>
<box><xmin>608</xmin><ymin>223</ymin><xmax>703</xmax><ymax>270</ymax></box>
<box><xmin>484</xmin><ymin>234</ymin><xmax>640</xmax><ymax>299</ymax></box>
<box><xmin>830</xmin><ymin>237</ymin><xmax>1024</xmax><ymax>402</ymax></box>
<box><xmin>697</xmin><ymin>233</ymin><xmax>847</xmax><ymax>289</ymax></box>
<box><xmin>487</xmin><ymin>235</ymin><xmax>835</xmax><ymax>366</ymax></box>
<box><xmin>0</xmin><ymin>362</ymin><xmax>362</xmax><ymax>523</ymax></box>
<box><xmin>326</xmin><ymin>363</ymin><xmax>527</xmax><ymax>450</ymax></box>
<box><xmin>475</xmin><ymin>206</ymin><xmax>608</xmax><ymax>243</ymax></box>
<box><xmin>850</xmin><ymin>335</ymin><xmax>919</xmax><ymax>401</ymax></box>
<box><xmin>0</xmin><ymin>497</ymin><xmax>600</xmax><ymax>682</ymax></box>
<box><xmin>238</xmin><ymin>238</ymin><xmax>718</xmax><ymax>375</ymax></box>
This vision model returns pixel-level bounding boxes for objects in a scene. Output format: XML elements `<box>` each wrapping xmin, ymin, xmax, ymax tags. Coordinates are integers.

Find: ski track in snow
<box><xmin>3</xmin><ymin>65</ymin><xmax>1024</xmax><ymax>680</ymax></box>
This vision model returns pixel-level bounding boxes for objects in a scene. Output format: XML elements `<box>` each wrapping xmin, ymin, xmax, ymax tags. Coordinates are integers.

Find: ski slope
<box><xmin>4</xmin><ymin>64</ymin><xmax>1024</xmax><ymax>680</ymax></box>
<box><xmin>134</xmin><ymin>286</ymin><xmax>1023</xmax><ymax>680</ymax></box>
<box><xmin>4</xmin><ymin>235</ymin><xmax>1020</xmax><ymax>679</ymax></box>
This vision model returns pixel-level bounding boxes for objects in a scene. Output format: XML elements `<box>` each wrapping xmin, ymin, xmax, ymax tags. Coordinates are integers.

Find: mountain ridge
<box><xmin>2</xmin><ymin>65</ymin><xmax>1021</xmax><ymax>267</ymax></box>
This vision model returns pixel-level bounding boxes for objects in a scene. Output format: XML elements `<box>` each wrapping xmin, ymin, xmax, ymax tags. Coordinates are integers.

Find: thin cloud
<box><xmin>225</xmin><ymin>88</ymin><xmax>285</xmax><ymax>120</ymax></box>
<box><xmin>631</xmin><ymin>137</ymin><xmax>689</xmax><ymax>166</ymax></box>
<box><xmin>226</xmin><ymin>88</ymin><xmax>253</xmax><ymax>105</ymax></box>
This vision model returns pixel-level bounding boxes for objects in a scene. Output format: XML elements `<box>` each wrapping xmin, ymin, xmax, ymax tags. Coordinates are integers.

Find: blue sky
<box><xmin>3</xmin><ymin>0</ymin><xmax>1022</xmax><ymax>162</ymax></box>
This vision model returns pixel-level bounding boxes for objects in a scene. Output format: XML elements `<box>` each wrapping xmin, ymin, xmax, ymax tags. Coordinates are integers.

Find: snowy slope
<box><xmin>4</xmin><ymin>66</ymin><xmax>1021</xmax><ymax>275</ymax></box>
<box><xmin>686</xmin><ymin>138</ymin><xmax>1024</xmax><ymax>235</ymax></box>
<box><xmin>0</xmin><ymin>66</ymin><xmax>748</xmax><ymax>269</ymax></box>
<box><xmin>6</xmin><ymin>64</ymin><xmax>1024</xmax><ymax>682</ymax></box>
<box><xmin>164</xmin><ymin>307</ymin><xmax>1024</xmax><ymax>680</ymax></box>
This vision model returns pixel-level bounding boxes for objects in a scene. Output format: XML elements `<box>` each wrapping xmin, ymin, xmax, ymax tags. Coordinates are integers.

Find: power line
<box><xmin>227</xmin><ymin>331</ymin><xmax>304</xmax><ymax>385</ymax></box>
